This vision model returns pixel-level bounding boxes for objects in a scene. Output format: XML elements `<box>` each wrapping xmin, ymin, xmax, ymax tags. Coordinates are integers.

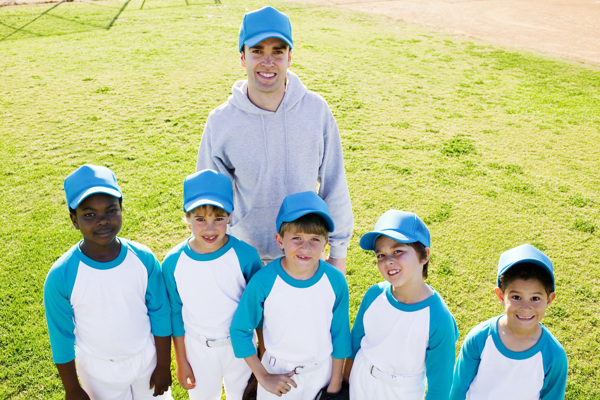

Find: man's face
<box><xmin>241</xmin><ymin>37</ymin><xmax>292</xmax><ymax>101</ymax></box>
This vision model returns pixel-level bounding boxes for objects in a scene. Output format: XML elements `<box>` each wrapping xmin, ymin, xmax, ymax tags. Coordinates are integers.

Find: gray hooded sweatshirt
<box><xmin>196</xmin><ymin>71</ymin><xmax>353</xmax><ymax>262</ymax></box>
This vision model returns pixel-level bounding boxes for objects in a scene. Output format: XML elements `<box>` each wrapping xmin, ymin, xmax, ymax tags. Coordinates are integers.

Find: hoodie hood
<box><xmin>228</xmin><ymin>70</ymin><xmax>307</xmax><ymax>115</ymax></box>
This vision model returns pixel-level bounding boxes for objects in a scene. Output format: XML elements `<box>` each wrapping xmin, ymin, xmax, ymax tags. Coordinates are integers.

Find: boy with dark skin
<box><xmin>44</xmin><ymin>165</ymin><xmax>172</xmax><ymax>399</ymax></box>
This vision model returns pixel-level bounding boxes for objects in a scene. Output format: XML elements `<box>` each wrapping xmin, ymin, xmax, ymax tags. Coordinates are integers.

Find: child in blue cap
<box><xmin>230</xmin><ymin>191</ymin><xmax>351</xmax><ymax>400</ymax></box>
<box><xmin>345</xmin><ymin>210</ymin><xmax>458</xmax><ymax>400</ymax></box>
<box><xmin>450</xmin><ymin>244</ymin><xmax>568</xmax><ymax>400</ymax></box>
<box><xmin>44</xmin><ymin>164</ymin><xmax>173</xmax><ymax>399</ymax></box>
<box><xmin>161</xmin><ymin>169</ymin><xmax>262</xmax><ymax>400</ymax></box>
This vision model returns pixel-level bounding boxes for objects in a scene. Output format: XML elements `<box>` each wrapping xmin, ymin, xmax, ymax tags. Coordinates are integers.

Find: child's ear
<box><xmin>494</xmin><ymin>287</ymin><xmax>505</xmax><ymax>304</ymax></box>
<box><xmin>422</xmin><ymin>247</ymin><xmax>431</xmax><ymax>265</ymax></box>
<box><xmin>546</xmin><ymin>292</ymin><xmax>556</xmax><ymax>307</ymax></box>
<box><xmin>275</xmin><ymin>233</ymin><xmax>284</xmax><ymax>250</ymax></box>
<box><xmin>70</xmin><ymin>213</ymin><xmax>80</xmax><ymax>230</ymax></box>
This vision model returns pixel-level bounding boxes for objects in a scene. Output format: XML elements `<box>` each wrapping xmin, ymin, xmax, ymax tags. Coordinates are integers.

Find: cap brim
<box><xmin>243</xmin><ymin>32</ymin><xmax>293</xmax><ymax>50</ymax></box>
<box><xmin>359</xmin><ymin>230</ymin><xmax>417</xmax><ymax>251</ymax></box>
<box><xmin>184</xmin><ymin>197</ymin><xmax>233</xmax><ymax>214</ymax></box>
<box><xmin>70</xmin><ymin>187</ymin><xmax>122</xmax><ymax>209</ymax></box>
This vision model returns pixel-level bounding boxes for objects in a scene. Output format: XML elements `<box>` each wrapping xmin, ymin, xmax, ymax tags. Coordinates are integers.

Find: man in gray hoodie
<box><xmin>196</xmin><ymin>6</ymin><xmax>353</xmax><ymax>273</ymax></box>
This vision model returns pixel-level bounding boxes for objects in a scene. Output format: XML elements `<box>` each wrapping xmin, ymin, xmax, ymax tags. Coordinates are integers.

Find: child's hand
<box><xmin>176</xmin><ymin>359</ymin><xmax>196</xmax><ymax>390</ymax></box>
<box><xmin>257</xmin><ymin>371</ymin><xmax>297</xmax><ymax>397</ymax></box>
<box><xmin>65</xmin><ymin>386</ymin><xmax>91</xmax><ymax>400</ymax></box>
<box><xmin>149</xmin><ymin>363</ymin><xmax>172</xmax><ymax>397</ymax></box>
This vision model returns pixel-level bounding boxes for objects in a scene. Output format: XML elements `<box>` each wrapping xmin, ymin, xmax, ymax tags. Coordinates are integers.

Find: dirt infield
<box><xmin>4</xmin><ymin>0</ymin><xmax>599</xmax><ymax>66</ymax></box>
<box><xmin>287</xmin><ymin>0</ymin><xmax>600</xmax><ymax>66</ymax></box>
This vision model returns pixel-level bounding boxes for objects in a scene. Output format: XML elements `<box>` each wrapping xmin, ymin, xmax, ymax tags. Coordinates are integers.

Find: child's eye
<box><xmin>511</xmin><ymin>295</ymin><xmax>521</xmax><ymax>300</ymax></box>
<box><xmin>376</xmin><ymin>253</ymin><xmax>385</xmax><ymax>259</ymax></box>
<box><xmin>532</xmin><ymin>296</ymin><xmax>541</xmax><ymax>301</ymax></box>
<box><xmin>84</xmin><ymin>213</ymin><xmax>95</xmax><ymax>218</ymax></box>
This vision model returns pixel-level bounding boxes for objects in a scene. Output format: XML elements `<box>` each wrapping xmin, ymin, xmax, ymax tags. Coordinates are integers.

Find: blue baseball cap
<box><xmin>238</xmin><ymin>6</ymin><xmax>293</xmax><ymax>52</ymax></box>
<box><xmin>64</xmin><ymin>164</ymin><xmax>122</xmax><ymax>210</ymax></box>
<box><xmin>360</xmin><ymin>210</ymin><xmax>431</xmax><ymax>251</ymax></box>
<box><xmin>276</xmin><ymin>191</ymin><xmax>334</xmax><ymax>233</ymax></box>
<box><xmin>183</xmin><ymin>169</ymin><xmax>233</xmax><ymax>213</ymax></box>
<box><xmin>497</xmin><ymin>244</ymin><xmax>555</xmax><ymax>291</ymax></box>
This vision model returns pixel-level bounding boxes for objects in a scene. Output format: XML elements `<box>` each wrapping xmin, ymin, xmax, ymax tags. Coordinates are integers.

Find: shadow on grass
<box><xmin>0</xmin><ymin>18</ymin><xmax>42</xmax><ymax>36</ymax></box>
<box><xmin>0</xmin><ymin>0</ymin><xmax>219</xmax><ymax>41</ymax></box>
<box><xmin>0</xmin><ymin>0</ymin><xmax>134</xmax><ymax>40</ymax></box>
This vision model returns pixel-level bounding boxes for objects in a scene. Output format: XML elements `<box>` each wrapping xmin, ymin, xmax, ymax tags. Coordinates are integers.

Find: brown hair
<box><xmin>185</xmin><ymin>204</ymin><xmax>229</xmax><ymax>218</ymax></box>
<box><xmin>406</xmin><ymin>241</ymin><xmax>430</xmax><ymax>278</ymax></box>
<box><xmin>279</xmin><ymin>213</ymin><xmax>329</xmax><ymax>239</ymax></box>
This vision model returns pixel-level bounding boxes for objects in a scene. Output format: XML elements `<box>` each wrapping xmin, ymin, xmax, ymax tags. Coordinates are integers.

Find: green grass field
<box><xmin>1</xmin><ymin>0</ymin><xmax>600</xmax><ymax>398</ymax></box>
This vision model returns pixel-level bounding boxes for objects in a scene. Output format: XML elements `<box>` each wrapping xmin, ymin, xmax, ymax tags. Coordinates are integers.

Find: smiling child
<box><xmin>230</xmin><ymin>191</ymin><xmax>351</xmax><ymax>400</ymax></box>
<box><xmin>450</xmin><ymin>244</ymin><xmax>568</xmax><ymax>400</ymax></box>
<box><xmin>161</xmin><ymin>169</ymin><xmax>262</xmax><ymax>400</ymax></box>
<box><xmin>44</xmin><ymin>164</ymin><xmax>173</xmax><ymax>399</ymax></box>
<box><xmin>345</xmin><ymin>210</ymin><xmax>458</xmax><ymax>400</ymax></box>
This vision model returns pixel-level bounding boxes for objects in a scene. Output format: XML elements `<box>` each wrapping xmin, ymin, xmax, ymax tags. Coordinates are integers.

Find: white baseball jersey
<box><xmin>162</xmin><ymin>235</ymin><xmax>262</xmax><ymax>339</ymax></box>
<box><xmin>230</xmin><ymin>258</ymin><xmax>351</xmax><ymax>363</ymax></box>
<box><xmin>450</xmin><ymin>315</ymin><xmax>567</xmax><ymax>400</ymax></box>
<box><xmin>44</xmin><ymin>238</ymin><xmax>171</xmax><ymax>364</ymax></box>
<box><xmin>350</xmin><ymin>281</ymin><xmax>458</xmax><ymax>400</ymax></box>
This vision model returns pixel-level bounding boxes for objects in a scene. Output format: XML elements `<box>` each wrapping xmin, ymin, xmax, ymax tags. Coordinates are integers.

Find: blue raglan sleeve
<box><xmin>424</xmin><ymin>295</ymin><xmax>459</xmax><ymax>400</ymax></box>
<box><xmin>350</xmin><ymin>283</ymin><xmax>386</xmax><ymax>360</ymax></box>
<box><xmin>161</xmin><ymin>244</ymin><xmax>185</xmax><ymax>338</ymax></box>
<box><xmin>230</xmin><ymin>267</ymin><xmax>275</xmax><ymax>358</ymax></box>
<box><xmin>325</xmin><ymin>263</ymin><xmax>351</xmax><ymax>359</ymax></box>
<box><xmin>233</xmin><ymin>239</ymin><xmax>263</xmax><ymax>283</ymax></box>
<box><xmin>43</xmin><ymin>250</ymin><xmax>79</xmax><ymax>364</ymax></box>
<box><xmin>540</xmin><ymin>331</ymin><xmax>568</xmax><ymax>400</ymax></box>
<box><xmin>449</xmin><ymin>320</ymin><xmax>492</xmax><ymax>400</ymax></box>
<box><xmin>131</xmin><ymin>242</ymin><xmax>172</xmax><ymax>337</ymax></box>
